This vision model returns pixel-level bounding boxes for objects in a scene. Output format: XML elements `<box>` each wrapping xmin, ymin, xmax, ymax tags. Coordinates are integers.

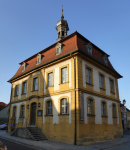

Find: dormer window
<box><xmin>102</xmin><ymin>55</ymin><xmax>108</xmax><ymax>65</ymax></box>
<box><xmin>85</xmin><ymin>43</ymin><xmax>92</xmax><ymax>55</ymax></box>
<box><xmin>37</xmin><ymin>54</ymin><xmax>41</xmax><ymax>64</ymax></box>
<box><xmin>55</xmin><ymin>43</ymin><xmax>64</xmax><ymax>55</ymax></box>
<box><xmin>22</xmin><ymin>62</ymin><xmax>26</xmax><ymax>72</ymax></box>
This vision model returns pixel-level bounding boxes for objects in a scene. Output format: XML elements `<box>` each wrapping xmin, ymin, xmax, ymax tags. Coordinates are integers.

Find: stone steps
<box><xmin>26</xmin><ymin>127</ymin><xmax>47</xmax><ymax>141</ymax></box>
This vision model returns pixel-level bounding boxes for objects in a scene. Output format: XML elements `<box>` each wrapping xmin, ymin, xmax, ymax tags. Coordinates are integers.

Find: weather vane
<box><xmin>61</xmin><ymin>5</ymin><xmax>64</xmax><ymax>20</ymax></box>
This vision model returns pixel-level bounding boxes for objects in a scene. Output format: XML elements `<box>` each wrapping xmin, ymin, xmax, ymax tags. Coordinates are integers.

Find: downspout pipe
<box><xmin>70</xmin><ymin>53</ymin><xmax>76</xmax><ymax>145</ymax></box>
<box><xmin>7</xmin><ymin>84</ymin><xmax>12</xmax><ymax>132</ymax></box>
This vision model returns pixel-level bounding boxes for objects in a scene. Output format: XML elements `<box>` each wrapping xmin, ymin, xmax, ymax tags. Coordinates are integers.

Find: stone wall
<box><xmin>12</xmin><ymin>127</ymin><xmax>32</xmax><ymax>139</ymax></box>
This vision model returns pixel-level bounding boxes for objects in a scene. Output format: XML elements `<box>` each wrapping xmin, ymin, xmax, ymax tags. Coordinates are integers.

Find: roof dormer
<box><xmin>36</xmin><ymin>53</ymin><xmax>42</xmax><ymax>65</ymax></box>
<box><xmin>22</xmin><ymin>62</ymin><xmax>26</xmax><ymax>72</ymax></box>
<box><xmin>85</xmin><ymin>43</ymin><xmax>92</xmax><ymax>55</ymax></box>
<box><xmin>55</xmin><ymin>43</ymin><xmax>64</xmax><ymax>55</ymax></box>
<box><xmin>102</xmin><ymin>54</ymin><xmax>108</xmax><ymax>65</ymax></box>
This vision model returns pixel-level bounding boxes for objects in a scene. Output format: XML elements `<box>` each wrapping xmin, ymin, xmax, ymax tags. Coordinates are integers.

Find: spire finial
<box><xmin>61</xmin><ymin>5</ymin><xmax>64</xmax><ymax>20</ymax></box>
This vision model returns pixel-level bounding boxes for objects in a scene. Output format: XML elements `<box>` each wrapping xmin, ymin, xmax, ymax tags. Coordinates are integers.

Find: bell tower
<box><xmin>56</xmin><ymin>6</ymin><xmax>69</xmax><ymax>42</ymax></box>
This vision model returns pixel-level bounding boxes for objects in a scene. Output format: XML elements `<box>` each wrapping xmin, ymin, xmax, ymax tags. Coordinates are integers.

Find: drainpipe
<box><xmin>70</xmin><ymin>53</ymin><xmax>76</xmax><ymax>145</ymax></box>
<box><xmin>7</xmin><ymin>84</ymin><xmax>12</xmax><ymax>132</ymax></box>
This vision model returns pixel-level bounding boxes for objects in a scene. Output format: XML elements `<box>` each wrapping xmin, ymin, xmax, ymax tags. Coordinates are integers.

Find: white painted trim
<box><xmin>11</xmin><ymin>101</ymin><xmax>26</xmax><ymax>123</ymax></box>
<box><xmin>43</xmin><ymin>92</ymin><xmax>71</xmax><ymax>124</ymax></box>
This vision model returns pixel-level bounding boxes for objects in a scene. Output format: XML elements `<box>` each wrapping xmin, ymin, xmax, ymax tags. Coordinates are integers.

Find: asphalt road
<box><xmin>0</xmin><ymin>137</ymin><xmax>47</xmax><ymax>150</ymax></box>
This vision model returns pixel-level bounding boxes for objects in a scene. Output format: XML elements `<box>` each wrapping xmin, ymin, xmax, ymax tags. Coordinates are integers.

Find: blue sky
<box><xmin>0</xmin><ymin>0</ymin><xmax>129</xmax><ymax>109</ymax></box>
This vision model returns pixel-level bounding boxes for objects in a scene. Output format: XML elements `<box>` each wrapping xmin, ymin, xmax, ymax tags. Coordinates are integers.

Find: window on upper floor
<box><xmin>100</xmin><ymin>74</ymin><xmax>104</xmax><ymax>89</ymax></box>
<box><xmin>20</xmin><ymin>105</ymin><xmax>24</xmax><ymax>117</ymax></box>
<box><xmin>13</xmin><ymin>106</ymin><xmax>16</xmax><ymax>118</ymax></box>
<box><xmin>86</xmin><ymin>68</ymin><xmax>91</xmax><ymax>84</ymax></box>
<box><xmin>22</xmin><ymin>82</ymin><xmax>26</xmax><ymax>94</ymax></box>
<box><xmin>110</xmin><ymin>79</ymin><xmax>114</xmax><ymax>93</ymax></box>
<box><xmin>61</xmin><ymin>67</ymin><xmax>67</xmax><ymax>83</ymax></box>
<box><xmin>47</xmin><ymin>101</ymin><xmax>52</xmax><ymax>115</ymax></box>
<box><xmin>61</xmin><ymin>98</ymin><xmax>67</xmax><ymax>114</ymax></box>
<box><xmin>102</xmin><ymin>102</ymin><xmax>105</xmax><ymax>116</ymax></box>
<box><xmin>88</xmin><ymin>99</ymin><xmax>93</xmax><ymax>115</ymax></box>
<box><xmin>15</xmin><ymin>85</ymin><xmax>18</xmax><ymax>96</ymax></box>
<box><xmin>48</xmin><ymin>72</ymin><xmax>53</xmax><ymax>87</ymax></box>
<box><xmin>33</xmin><ymin>77</ymin><xmax>38</xmax><ymax>91</ymax></box>
<box><xmin>85</xmin><ymin>43</ymin><xmax>92</xmax><ymax>55</ymax></box>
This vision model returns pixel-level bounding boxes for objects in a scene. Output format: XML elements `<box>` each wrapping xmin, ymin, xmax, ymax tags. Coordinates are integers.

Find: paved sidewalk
<box><xmin>0</xmin><ymin>130</ymin><xmax>130</xmax><ymax>150</ymax></box>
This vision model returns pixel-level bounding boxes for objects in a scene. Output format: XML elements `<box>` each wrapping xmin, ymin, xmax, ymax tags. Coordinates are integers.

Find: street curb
<box><xmin>0</xmin><ymin>136</ymin><xmax>50</xmax><ymax>150</ymax></box>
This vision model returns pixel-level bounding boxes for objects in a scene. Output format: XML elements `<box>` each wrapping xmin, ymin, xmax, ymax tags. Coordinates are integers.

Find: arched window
<box><xmin>47</xmin><ymin>101</ymin><xmax>52</xmax><ymax>115</ymax></box>
<box><xmin>61</xmin><ymin>98</ymin><xmax>67</xmax><ymax>114</ymax></box>
<box><xmin>102</xmin><ymin>102</ymin><xmax>106</xmax><ymax>116</ymax></box>
<box><xmin>21</xmin><ymin>105</ymin><xmax>24</xmax><ymax>117</ymax></box>
<box><xmin>113</xmin><ymin>104</ymin><xmax>116</xmax><ymax>117</ymax></box>
<box><xmin>88</xmin><ymin>99</ymin><xmax>93</xmax><ymax>115</ymax></box>
<box><xmin>13</xmin><ymin>106</ymin><xmax>16</xmax><ymax>118</ymax></box>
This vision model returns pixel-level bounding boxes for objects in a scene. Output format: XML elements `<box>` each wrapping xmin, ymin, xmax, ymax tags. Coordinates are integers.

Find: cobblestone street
<box><xmin>0</xmin><ymin>130</ymin><xmax>130</xmax><ymax>150</ymax></box>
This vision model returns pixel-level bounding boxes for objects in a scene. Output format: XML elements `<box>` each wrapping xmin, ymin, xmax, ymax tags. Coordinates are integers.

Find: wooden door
<box><xmin>31</xmin><ymin>103</ymin><xmax>37</xmax><ymax>125</ymax></box>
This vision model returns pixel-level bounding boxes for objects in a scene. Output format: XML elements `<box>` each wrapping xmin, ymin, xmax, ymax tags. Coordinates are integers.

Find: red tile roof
<box><xmin>8</xmin><ymin>31</ymin><xmax>122</xmax><ymax>82</ymax></box>
<box><xmin>0</xmin><ymin>102</ymin><xmax>6</xmax><ymax>106</ymax></box>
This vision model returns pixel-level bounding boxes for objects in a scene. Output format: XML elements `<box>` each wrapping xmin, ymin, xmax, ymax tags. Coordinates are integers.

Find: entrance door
<box><xmin>31</xmin><ymin>103</ymin><xmax>37</xmax><ymax>125</ymax></box>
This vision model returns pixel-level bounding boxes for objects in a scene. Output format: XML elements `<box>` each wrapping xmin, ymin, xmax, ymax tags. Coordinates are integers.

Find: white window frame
<box><xmin>87</xmin><ymin>68</ymin><xmax>91</xmax><ymax>84</ymax></box>
<box><xmin>102</xmin><ymin>102</ymin><xmax>105</xmax><ymax>116</ymax></box>
<box><xmin>47</xmin><ymin>101</ymin><xmax>52</xmax><ymax>115</ymax></box>
<box><xmin>33</xmin><ymin>77</ymin><xmax>38</xmax><ymax>91</ymax></box>
<box><xmin>100</xmin><ymin>75</ymin><xmax>103</xmax><ymax>88</ymax></box>
<box><xmin>48</xmin><ymin>72</ymin><xmax>53</xmax><ymax>87</ymax></box>
<box><xmin>61</xmin><ymin>98</ymin><xmax>67</xmax><ymax>114</ymax></box>
<box><xmin>61</xmin><ymin>67</ymin><xmax>67</xmax><ymax>83</ymax></box>
<box><xmin>22</xmin><ymin>62</ymin><xmax>26</xmax><ymax>72</ymax></box>
<box><xmin>88</xmin><ymin>99</ymin><xmax>93</xmax><ymax>115</ymax></box>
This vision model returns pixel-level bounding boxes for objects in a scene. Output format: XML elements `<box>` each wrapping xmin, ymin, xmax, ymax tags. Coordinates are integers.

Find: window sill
<box><xmin>86</xmin><ymin>82</ymin><xmax>94</xmax><ymax>86</ymax></box>
<box><xmin>46</xmin><ymin>86</ymin><xmax>54</xmax><ymax>89</ymax></box>
<box><xmin>58</xmin><ymin>114</ymin><xmax>69</xmax><ymax>116</ymax></box>
<box><xmin>59</xmin><ymin>82</ymin><xmax>69</xmax><ymax>85</ymax></box>
<box><xmin>19</xmin><ymin>117</ymin><xmax>24</xmax><ymax>118</ymax></box>
<box><xmin>87</xmin><ymin>114</ymin><xmax>95</xmax><ymax>116</ymax></box>
<box><xmin>100</xmin><ymin>88</ymin><xmax>106</xmax><ymax>91</ymax></box>
<box><xmin>101</xmin><ymin>116</ymin><xmax>108</xmax><ymax>118</ymax></box>
<box><xmin>38</xmin><ymin>115</ymin><xmax>42</xmax><ymax>117</ymax></box>
<box><xmin>113</xmin><ymin>117</ymin><xmax>117</xmax><ymax>118</ymax></box>
<box><xmin>31</xmin><ymin>90</ymin><xmax>38</xmax><ymax>92</ymax></box>
<box><xmin>110</xmin><ymin>91</ymin><xmax>115</xmax><ymax>94</ymax></box>
<box><xmin>44</xmin><ymin>115</ymin><xmax>53</xmax><ymax>117</ymax></box>
<box><xmin>14</xmin><ymin>95</ymin><xmax>18</xmax><ymax>97</ymax></box>
<box><xmin>21</xmin><ymin>93</ymin><xmax>26</xmax><ymax>95</ymax></box>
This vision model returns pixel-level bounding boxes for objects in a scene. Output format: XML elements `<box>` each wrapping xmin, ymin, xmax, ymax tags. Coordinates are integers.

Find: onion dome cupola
<box><xmin>56</xmin><ymin>7</ymin><xmax>69</xmax><ymax>42</ymax></box>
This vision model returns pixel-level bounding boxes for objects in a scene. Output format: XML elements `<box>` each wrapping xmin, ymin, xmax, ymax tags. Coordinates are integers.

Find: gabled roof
<box><xmin>0</xmin><ymin>102</ymin><xmax>6</xmax><ymax>106</ymax></box>
<box><xmin>8</xmin><ymin>31</ymin><xmax>122</xmax><ymax>82</ymax></box>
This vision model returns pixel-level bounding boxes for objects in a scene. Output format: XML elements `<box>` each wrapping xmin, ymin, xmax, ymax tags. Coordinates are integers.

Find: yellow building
<box><xmin>8</xmin><ymin>11</ymin><xmax>123</xmax><ymax>145</ymax></box>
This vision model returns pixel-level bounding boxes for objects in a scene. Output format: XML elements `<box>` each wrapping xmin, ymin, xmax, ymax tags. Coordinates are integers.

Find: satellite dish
<box><xmin>123</xmin><ymin>99</ymin><xmax>126</xmax><ymax>105</ymax></box>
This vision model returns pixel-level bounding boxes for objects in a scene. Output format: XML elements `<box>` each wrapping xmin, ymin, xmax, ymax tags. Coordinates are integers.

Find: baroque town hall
<box><xmin>8</xmin><ymin>9</ymin><xmax>123</xmax><ymax>145</ymax></box>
